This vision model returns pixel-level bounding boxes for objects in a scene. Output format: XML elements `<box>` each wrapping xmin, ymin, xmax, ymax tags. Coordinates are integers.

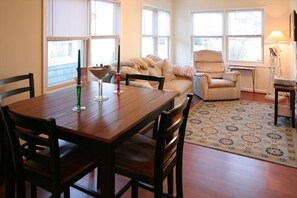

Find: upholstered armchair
<box><xmin>193</xmin><ymin>50</ymin><xmax>241</xmax><ymax>101</ymax></box>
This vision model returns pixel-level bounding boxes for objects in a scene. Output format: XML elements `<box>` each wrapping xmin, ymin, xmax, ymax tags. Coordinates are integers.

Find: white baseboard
<box><xmin>240</xmin><ymin>87</ymin><xmax>266</xmax><ymax>94</ymax></box>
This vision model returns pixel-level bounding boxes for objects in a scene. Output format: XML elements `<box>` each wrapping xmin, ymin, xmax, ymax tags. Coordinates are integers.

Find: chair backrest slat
<box><xmin>20</xmin><ymin>147</ymin><xmax>51</xmax><ymax>165</ymax></box>
<box><xmin>0</xmin><ymin>88</ymin><xmax>32</xmax><ymax>100</ymax></box>
<box><xmin>15</xmin><ymin>129</ymin><xmax>50</xmax><ymax>147</ymax></box>
<box><xmin>0</xmin><ymin>73</ymin><xmax>35</xmax><ymax>102</ymax></box>
<box><xmin>14</xmin><ymin>125</ymin><xmax>52</xmax><ymax>166</ymax></box>
<box><xmin>125</xmin><ymin>73</ymin><xmax>165</xmax><ymax>90</ymax></box>
<box><xmin>164</xmin><ymin>136</ymin><xmax>178</xmax><ymax>156</ymax></box>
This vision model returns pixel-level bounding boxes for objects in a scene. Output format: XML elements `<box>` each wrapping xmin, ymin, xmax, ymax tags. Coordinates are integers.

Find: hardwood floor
<box><xmin>1</xmin><ymin>91</ymin><xmax>297</xmax><ymax>198</ymax></box>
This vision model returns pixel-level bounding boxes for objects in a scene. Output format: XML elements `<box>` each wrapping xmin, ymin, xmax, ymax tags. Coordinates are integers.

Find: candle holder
<box><xmin>72</xmin><ymin>85</ymin><xmax>86</xmax><ymax>112</ymax></box>
<box><xmin>81</xmin><ymin>67</ymin><xmax>88</xmax><ymax>87</ymax></box>
<box><xmin>113</xmin><ymin>73</ymin><xmax>124</xmax><ymax>94</ymax></box>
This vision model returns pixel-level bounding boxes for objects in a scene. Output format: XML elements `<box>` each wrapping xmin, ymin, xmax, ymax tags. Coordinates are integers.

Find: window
<box><xmin>46</xmin><ymin>0</ymin><xmax>120</xmax><ymax>89</ymax></box>
<box><xmin>227</xmin><ymin>10</ymin><xmax>263</xmax><ymax>62</ymax></box>
<box><xmin>192</xmin><ymin>11</ymin><xmax>223</xmax><ymax>52</ymax></box>
<box><xmin>192</xmin><ymin>9</ymin><xmax>263</xmax><ymax>63</ymax></box>
<box><xmin>142</xmin><ymin>7</ymin><xmax>171</xmax><ymax>59</ymax></box>
<box><xmin>48</xmin><ymin>40</ymin><xmax>84</xmax><ymax>86</ymax></box>
<box><xmin>46</xmin><ymin>0</ymin><xmax>88</xmax><ymax>88</ymax></box>
<box><xmin>91</xmin><ymin>0</ymin><xmax>120</xmax><ymax>65</ymax></box>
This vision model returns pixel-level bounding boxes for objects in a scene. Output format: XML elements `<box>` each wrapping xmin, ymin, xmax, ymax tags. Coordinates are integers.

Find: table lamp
<box><xmin>266</xmin><ymin>30</ymin><xmax>287</xmax><ymax>56</ymax></box>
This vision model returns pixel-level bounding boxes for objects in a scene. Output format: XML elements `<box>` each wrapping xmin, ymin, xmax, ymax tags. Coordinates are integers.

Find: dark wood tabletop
<box><xmin>7</xmin><ymin>81</ymin><xmax>179</xmax><ymax>197</ymax></box>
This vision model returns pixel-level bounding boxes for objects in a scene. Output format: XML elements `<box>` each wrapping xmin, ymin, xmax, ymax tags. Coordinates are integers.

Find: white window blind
<box><xmin>47</xmin><ymin>0</ymin><xmax>88</xmax><ymax>38</ymax></box>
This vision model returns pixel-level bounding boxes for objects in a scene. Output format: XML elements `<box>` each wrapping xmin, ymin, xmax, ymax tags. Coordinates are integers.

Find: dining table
<box><xmin>5</xmin><ymin>81</ymin><xmax>178</xmax><ymax>197</ymax></box>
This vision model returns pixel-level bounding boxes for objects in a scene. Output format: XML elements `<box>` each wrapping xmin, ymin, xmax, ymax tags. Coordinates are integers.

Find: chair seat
<box><xmin>209</xmin><ymin>79</ymin><xmax>235</xmax><ymax>88</ymax></box>
<box><xmin>115</xmin><ymin>134</ymin><xmax>156</xmax><ymax>179</ymax></box>
<box><xmin>24</xmin><ymin>140</ymin><xmax>98</xmax><ymax>187</ymax></box>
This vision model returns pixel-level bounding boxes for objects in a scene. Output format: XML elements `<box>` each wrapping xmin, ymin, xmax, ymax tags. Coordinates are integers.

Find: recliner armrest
<box><xmin>223</xmin><ymin>71</ymin><xmax>240</xmax><ymax>82</ymax></box>
<box><xmin>195</xmin><ymin>73</ymin><xmax>212</xmax><ymax>84</ymax></box>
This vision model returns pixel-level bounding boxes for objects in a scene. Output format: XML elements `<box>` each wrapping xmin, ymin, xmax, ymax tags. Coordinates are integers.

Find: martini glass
<box><xmin>89</xmin><ymin>66</ymin><xmax>111</xmax><ymax>101</ymax></box>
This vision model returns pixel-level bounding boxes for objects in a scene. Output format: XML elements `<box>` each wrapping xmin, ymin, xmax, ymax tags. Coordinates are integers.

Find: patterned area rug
<box><xmin>185</xmin><ymin>100</ymin><xmax>297</xmax><ymax>168</ymax></box>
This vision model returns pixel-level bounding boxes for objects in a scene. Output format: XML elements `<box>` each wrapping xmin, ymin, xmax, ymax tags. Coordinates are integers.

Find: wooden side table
<box><xmin>228</xmin><ymin>65</ymin><xmax>256</xmax><ymax>93</ymax></box>
<box><xmin>274</xmin><ymin>84</ymin><xmax>297</xmax><ymax>128</ymax></box>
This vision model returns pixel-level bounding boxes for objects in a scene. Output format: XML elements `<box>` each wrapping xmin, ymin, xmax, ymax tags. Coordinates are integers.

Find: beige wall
<box><xmin>0</xmin><ymin>0</ymin><xmax>43</xmax><ymax>100</ymax></box>
<box><xmin>121</xmin><ymin>0</ymin><xmax>142</xmax><ymax>59</ymax></box>
<box><xmin>173</xmin><ymin>0</ymin><xmax>292</xmax><ymax>93</ymax></box>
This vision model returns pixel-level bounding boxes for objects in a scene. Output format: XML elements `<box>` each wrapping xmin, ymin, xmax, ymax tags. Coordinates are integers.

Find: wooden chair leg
<box><xmin>97</xmin><ymin>167</ymin><xmax>100</xmax><ymax>189</ymax></box>
<box><xmin>176</xmin><ymin>164</ymin><xmax>183</xmax><ymax>198</ymax></box>
<box><xmin>4</xmin><ymin>141</ymin><xmax>16</xmax><ymax>198</ymax></box>
<box><xmin>5</xmin><ymin>173</ymin><xmax>15</xmax><ymax>198</ymax></box>
<box><xmin>154</xmin><ymin>179</ymin><xmax>163</xmax><ymax>198</ymax></box>
<box><xmin>30</xmin><ymin>183</ymin><xmax>37</xmax><ymax>198</ymax></box>
<box><xmin>64</xmin><ymin>187</ymin><xmax>70</xmax><ymax>198</ymax></box>
<box><xmin>154</xmin><ymin>188</ymin><xmax>163</xmax><ymax>198</ymax></box>
<box><xmin>167</xmin><ymin>172</ymin><xmax>174</xmax><ymax>195</ymax></box>
<box><xmin>131</xmin><ymin>180</ymin><xmax>138</xmax><ymax>198</ymax></box>
<box><xmin>0</xmin><ymin>143</ymin><xmax>3</xmax><ymax>186</ymax></box>
<box><xmin>15</xmin><ymin>177</ymin><xmax>26</xmax><ymax>198</ymax></box>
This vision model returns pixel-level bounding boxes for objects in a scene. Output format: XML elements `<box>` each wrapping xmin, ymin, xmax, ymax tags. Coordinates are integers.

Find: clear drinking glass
<box><xmin>89</xmin><ymin>66</ymin><xmax>111</xmax><ymax>101</ymax></box>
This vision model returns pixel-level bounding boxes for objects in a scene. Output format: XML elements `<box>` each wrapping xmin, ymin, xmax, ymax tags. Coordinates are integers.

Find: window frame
<box><xmin>44</xmin><ymin>0</ymin><xmax>121</xmax><ymax>91</ymax></box>
<box><xmin>46</xmin><ymin>38</ymin><xmax>87</xmax><ymax>90</ymax></box>
<box><xmin>90</xmin><ymin>0</ymin><xmax>120</xmax><ymax>65</ymax></box>
<box><xmin>142</xmin><ymin>6</ymin><xmax>171</xmax><ymax>59</ymax></box>
<box><xmin>191</xmin><ymin>11</ymin><xmax>224</xmax><ymax>54</ymax></box>
<box><xmin>191</xmin><ymin>9</ymin><xmax>264</xmax><ymax>64</ymax></box>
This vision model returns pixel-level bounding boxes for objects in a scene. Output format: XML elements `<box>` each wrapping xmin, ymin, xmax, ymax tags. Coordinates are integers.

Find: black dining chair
<box><xmin>1</xmin><ymin>105</ymin><xmax>100</xmax><ymax>198</ymax></box>
<box><xmin>114</xmin><ymin>93</ymin><xmax>193</xmax><ymax>198</ymax></box>
<box><xmin>126</xmin><ymin>73</ymin><xmax>166</xmax><ymax>139</ymax></box>
<box><xmin>0</xmin><ymin>73</ymin><xmax>35</xmax><ymax>189</ymax></box>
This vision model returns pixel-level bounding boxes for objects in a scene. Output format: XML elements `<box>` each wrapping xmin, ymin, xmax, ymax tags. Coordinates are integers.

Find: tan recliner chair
<box><xmin>193</xmin><ymin>50</ymin><xmax>241</xmax><ymax>101</ymax></box>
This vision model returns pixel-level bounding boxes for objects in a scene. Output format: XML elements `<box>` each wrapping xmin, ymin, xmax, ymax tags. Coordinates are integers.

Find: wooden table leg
<box><xmin>99</xmin><ymin>145</ymin><xmax>115</xmax><ymax>198</ymax></box>
<box><xmin>251</xmin><ymin>70</ymin><xmax>255</xmax><ymax>93</ymax></box>
<box><xmin>274</xmin><ymin>89</ymin><xmax>279</xmax><ymax>126</ymax></box>
<box><xmin>290</xmin><ymin>90</ymin><xmax>295</xmax><ymax>128</ymax></box>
